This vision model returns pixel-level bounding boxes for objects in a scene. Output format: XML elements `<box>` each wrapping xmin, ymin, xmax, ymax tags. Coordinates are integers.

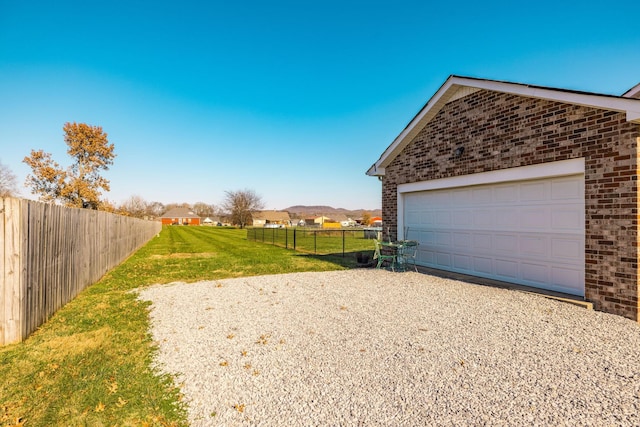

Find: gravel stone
<box><xmin>137</xmin><ymin>270</ymin><xmax>640</xmax><ymax>426</ymax></box>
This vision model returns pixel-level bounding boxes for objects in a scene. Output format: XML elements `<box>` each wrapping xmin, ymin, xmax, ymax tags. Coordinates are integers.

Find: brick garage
<box><xmin>368</xmin><ymin>76</ymin><xmax>640</xmax><ymax>320</ymax></box>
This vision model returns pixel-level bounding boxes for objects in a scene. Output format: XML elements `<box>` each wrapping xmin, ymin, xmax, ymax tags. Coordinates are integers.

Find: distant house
<box><xmin>252</xmin><ymin>210</ymin><xmax>291</xmax><ymax>227</ymax></box>
<box><xmin>202</xmin><ymin>217</ymin><xmax>221</xmax><ymax>226</ymax></box>
<box><xmin>369</xmin><ymin>216</ymin><xmax>382</xmax><ymax>227</ymax></box>
<box><xmin>329</xmin><ymin>213</ymin><xmax>348</xmax><ymax>223</ymax></box>
<box><xmin>312</xmin><ymin>216</ymin><xmax>332</xmax><ymax>225</ymax></box>
<box><xmin>161</xmin><ymin>207</ymin><xmax>201</xmax><ymax>226</ymax></box>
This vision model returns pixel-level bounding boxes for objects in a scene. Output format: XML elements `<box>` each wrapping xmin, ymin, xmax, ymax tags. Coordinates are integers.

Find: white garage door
<box><xmin>403</xmin><ymin>175</ymin><xmax>585</xmax><ymax>296</ymax></box>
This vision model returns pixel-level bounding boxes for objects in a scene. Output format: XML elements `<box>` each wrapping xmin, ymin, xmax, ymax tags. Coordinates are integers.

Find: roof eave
<box><xmin>366</xmin><ymin>164</ymin><xmax>385</xmax><ymax>176</ymax></box>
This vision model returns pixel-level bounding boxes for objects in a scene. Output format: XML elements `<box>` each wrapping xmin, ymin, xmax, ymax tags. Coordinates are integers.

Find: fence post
<box><xmin>293</xmin><ymin>228</ymin><xmax>297</xmax><ymax>251</ymax></box>
<box><xmin>285</xmin><ymin>228</ymin><xmax>288</xmax><ymax>249</ymax></box>
<box><xmin>0</xmin><ymin>198</ymin><xmax>25</xmax><ymax>345</ymax></box>
<box><xmin>342</xmin><ymin>230</ymin><xmax>345</xmax><ymax>257</ymax></box>
<box><xmin>314</xmin><ymin>231</ymin><xmax>317</xmax><ymax>254</ymax></box>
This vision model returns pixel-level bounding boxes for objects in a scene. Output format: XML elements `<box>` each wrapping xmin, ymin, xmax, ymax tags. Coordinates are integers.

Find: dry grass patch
<box><xmin>43</xmin><ymin>327</ymin><xmax>114</xmax><ymax>361</ymax></box>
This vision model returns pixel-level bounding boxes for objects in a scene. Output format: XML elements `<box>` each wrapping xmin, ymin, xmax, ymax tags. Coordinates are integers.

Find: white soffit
<box><xmin>366</xmin><ymin>76</ymin><xmax>640</xmax><ymax>176</ymax></box>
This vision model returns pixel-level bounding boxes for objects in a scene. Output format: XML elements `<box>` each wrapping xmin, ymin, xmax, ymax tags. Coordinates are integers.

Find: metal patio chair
<box><xmin>397</xmin><ymin>240</ymin><xmax>419</xmax><ymax>272</ymax></box>
<box><xmin>373</xmin><ymin>239</ymin><xmax>397</xmax><ymax>271</ymax></box>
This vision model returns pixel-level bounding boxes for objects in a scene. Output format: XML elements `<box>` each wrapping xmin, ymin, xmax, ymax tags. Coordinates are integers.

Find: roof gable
<box><xmin>161</xmin><ymin>207</ymin><xmax>200</xmax><ymax>218</ymax></box>
<box><xmin>253</xmin><ymin>210</ymin><xmax>291</xmax><ymax>222</ymax></box>
<box><xmin>367</xmin><ymin>75</ymin><xmax>640</xmax><ymax>176</ymax></box>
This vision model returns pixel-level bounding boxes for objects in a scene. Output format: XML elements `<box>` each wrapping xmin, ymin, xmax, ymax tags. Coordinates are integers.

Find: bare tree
<box><xmin>193</xmin><ymin>202</ymin><xmax>216</xmax><ymax>218</ymax></box>
<box><xmin>222</xmin><ymin>189</ymin><xmax>264</xmax><ymax>228</ymax></box>
<box><xmin>145</xmin><ymin>201</ymin><xmax>166</xmax><ymax>218</ymax></box>
<box><xmin>163</xmin><ymin>202</ymin><xmax>191</xmax><ymax>213</ymax></box>
<box><xmin>0</xmin><ymin>160</ymin><xmax>19</xmax><ymax>197</ymax></box>
<box><xmin>118</xmin><ymin>195</ymin><xmax>148</xmax><ymax>218</ymax></box>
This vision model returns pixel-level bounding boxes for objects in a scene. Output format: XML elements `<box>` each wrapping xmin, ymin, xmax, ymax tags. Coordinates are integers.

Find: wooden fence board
<box><xmin>0</xmin><ymin>198</ymin><xmax>5</xmax><ymax>344</ymax></box>
<box><xmin>1</xmin><ymin>198</ymin><xmax>24</xmax><ymax>345</ymax></box>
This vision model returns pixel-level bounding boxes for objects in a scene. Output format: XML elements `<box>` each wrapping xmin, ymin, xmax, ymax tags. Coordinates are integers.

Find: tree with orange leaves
<box><xmin>23</xmin><ymin>122</ymin><xmax>116</xmax><ymax>210</ymax></box>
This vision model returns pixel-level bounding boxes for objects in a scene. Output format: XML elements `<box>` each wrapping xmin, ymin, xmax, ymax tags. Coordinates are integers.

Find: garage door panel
<box><xmin>453</xmin><ymin>232</ymin><xmax>471</xmax><ymax>247</ymax></box>
<box><xmin>436</xmin><ymin>231</ymin><xmax>452</xmax><ymax>246</ymax></box>
<box><xmin>453</xmin><ymin>254</ymin><xmax>472</xmax><ymax>270</ymax></box>
<box><xmin>403</xmin><ymin>174</ymin><xmax>584</xmax><ymax>296</ymax></box>
<box><xmin>494</xmin><ymin>184</ymin><xmax>519</xmax><ymax>202</ymax></box>
<box><xmin>452</xmin><ymin>189</ymin><xmax>472</xmax><ymax>206</ymax></box>
<box><xmin>420</xmin><ymin>211</ymin><xmax>435</xmax><ymax>225</ymax></box>
<box><xmin>521</xmin><ymin>182</ymin><xmax>548</xmax><ymax>201</ymax></box>
<box><xmin>472</xmin><ymin>187</ymin><xmax>493</xmax><ymax>204</ymax></box>
<box><xmin>520</xmin><ymin>208</ymin><xmax>551</xmax><ymax>229</ymax></box>
<box><xmin>496</xmin><ymin>208</ymin><xmax>519</xmax><ymax>228</ymax></box>
<box><xmin>435</xmin><ymin>211</ymin><xmax>452</xmax><ymax>226</ymax></box>
<box><xmin>473</xmin><ymin>209</ymin><xmax>494</xmax><ymax>228</ymax></box>
<box><xmin>452</xmin><ymin>210</ymin><xmax>472</xmax><ymax>226</ymax></box>
<box><xmin>520</xmin><ymin>235</ymin><xmax>548</xmax><ymax>256</ymax></box>
<box><xmin>552</xmin><ymin>178</ymin><xmax>583</xmax><ymax>200</ymax></box>
<box><xmin>431</xmin><ymin>192</ymin><xmax>451</xmax><ymax>206</ymax></box>
<box><xmin>552</xmin><ymin>208</ymin><xmax>583</xmax><ymax>230</ymax></box>
<box><xmin>436</xmin><ymin>252</ymin><xmax>452</xmax><ymax>267</ymax></box>
<box><xmin>473</xmin><ymin>257</ymin><xmax>493</xmax><ymax>274</ymax></box>
<box><xmin>406</xmin><ymin>211</ymin><xmax>420</xmax><ymax>225</ymax></box>
<box><xmin>551</xmin><ymin>266</ymin><xmax>582</xmax><ymax>288</ymax></box>
<box><xmin>473</xmin><ymin>233</ymin><xmax>493</xmax><ymax>250</ymax></box>
<box><xmin>494</xmin><ymin>234</ymin><xmax>518</xmax><ymax>252</ymax></box>
<box><xmin>421</xmin><ymin>250</ymin><xmax>435</xmax><ymax>264</ymax></box>
<box><xmin>520</xmin><ymin>262</ymin><xmax>549</xmax><ymax>284</ymax></box>
<box><xmin>495</xmin><ymin>259</ymin><xmax>519</xmax><ymax>279</ymax></box>
<box><xmin>421</xmin><ymin>231</ymin><xmax>435</xmax><ymax>245</ymax></box>
<box><xmin>551</xmin><ymin>238</ymin><xmax>582</xmax><ymax>260</ymax></box>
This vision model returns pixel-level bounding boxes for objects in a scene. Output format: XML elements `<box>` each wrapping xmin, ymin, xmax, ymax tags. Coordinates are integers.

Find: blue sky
<box><xmin>1</xmin><ymin>1</ymin><xmax>639</xmax><ymax>210</ymax></box>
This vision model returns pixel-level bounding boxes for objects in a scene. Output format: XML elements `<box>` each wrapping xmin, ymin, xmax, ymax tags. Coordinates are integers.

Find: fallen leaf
<box><xmin>219</xmin><ymin>361</ymin><xmax>228</xmax><ymax>367</ymax></box>
<box><xmin>107</xmin><ymin>381</ymin><xmax>118</xmax><ymax>394</ymax></box>
<box><xmin>116</xmin><ymin>397</ymin><xmax>128</xmax><ymax>407</ymax></box>
<box><xmin>95</xmin><ymin>402</ymin><xmax>105</xmax><ymax>412</ymax></box>
<box><xmin>233</xmin><ymin>404</ymin><xmax>245</xmax><ymax>413</ymax></box>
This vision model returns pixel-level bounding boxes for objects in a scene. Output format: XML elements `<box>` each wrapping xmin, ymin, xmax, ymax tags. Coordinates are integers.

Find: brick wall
<box><xmin>382</xmin><ymin>90</ymin><xmax>640</xmax><ymax>320</ymax></box>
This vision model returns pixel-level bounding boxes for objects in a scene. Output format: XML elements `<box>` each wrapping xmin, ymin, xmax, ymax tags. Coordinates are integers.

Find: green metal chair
<box><xmin>397</xmin><ymin>240</ymin><xmax>419</xmax><ymax>272</ymax></box>
<box><xmin>373</xmin><ymin>239</ymin><xmax>396</xmax><ymax>271</ymax></box>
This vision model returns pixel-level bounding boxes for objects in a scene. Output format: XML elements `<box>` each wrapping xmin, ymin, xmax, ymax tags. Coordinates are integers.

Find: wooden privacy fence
<box><xmin>0</xmin><ymin>197</ymin><xmax>161</xmax><ymax>346</ymax></box>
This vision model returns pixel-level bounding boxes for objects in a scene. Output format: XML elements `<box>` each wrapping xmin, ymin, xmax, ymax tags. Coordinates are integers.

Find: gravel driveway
<box><xmin>138</xmin><ymin>270</ymin><xmax>640</xmax><ymax>426</ymax></box>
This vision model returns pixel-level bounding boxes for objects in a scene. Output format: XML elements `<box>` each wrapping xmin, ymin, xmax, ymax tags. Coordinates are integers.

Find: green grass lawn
<box><xmin>0</xmin><ymin>226</ymin><xmax>358</xmax><ymax>427</ymax></box>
